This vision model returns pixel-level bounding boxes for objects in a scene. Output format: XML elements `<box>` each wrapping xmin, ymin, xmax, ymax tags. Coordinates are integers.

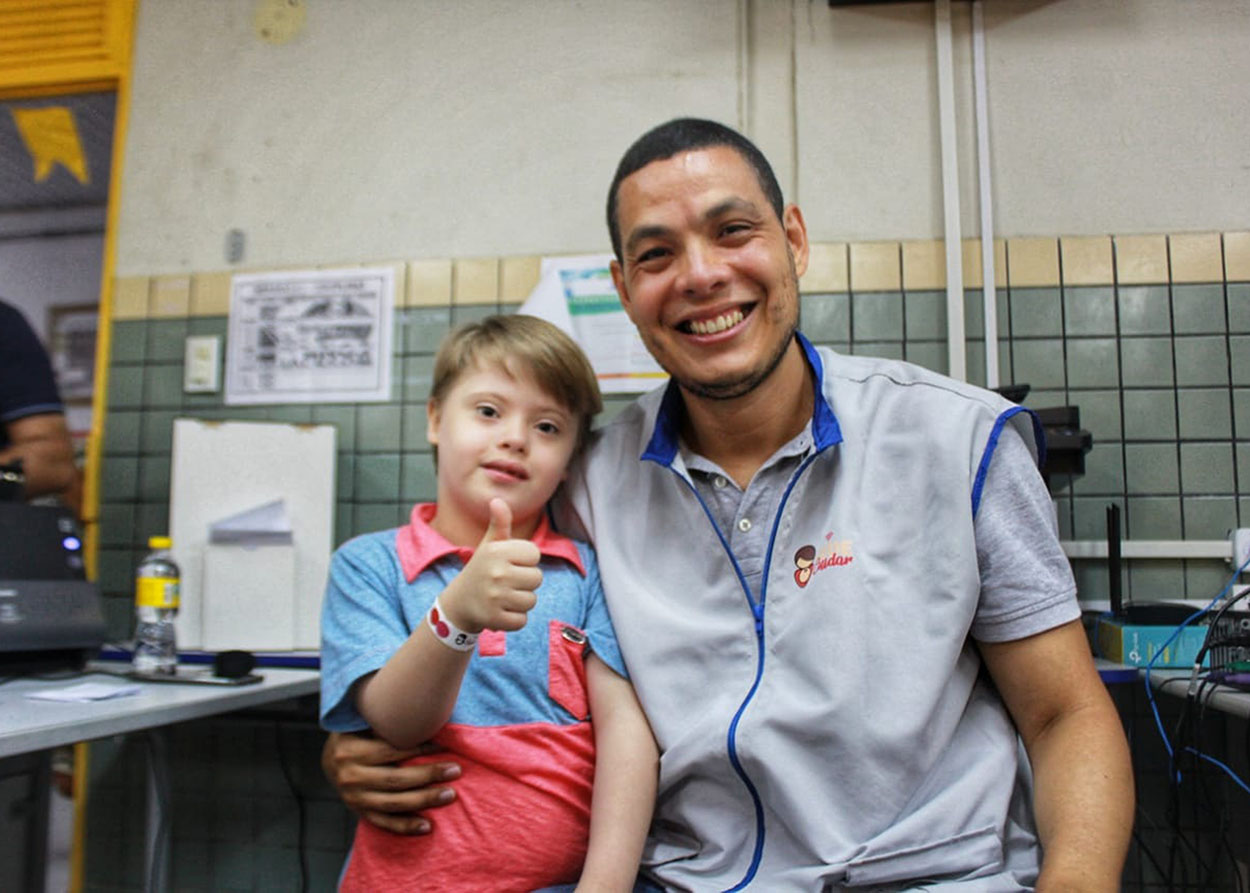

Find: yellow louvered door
<box><xmin>0</xmin><ymin>0</ymin><xmax>134</xmax><ymax>97</ymax></box>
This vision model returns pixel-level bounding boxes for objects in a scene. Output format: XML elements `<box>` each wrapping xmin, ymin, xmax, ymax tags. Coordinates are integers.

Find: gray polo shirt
<box><xmin>557</xmin><ymin>335</ymin><xmax>1078</xmax><ymax>891</ymax></box>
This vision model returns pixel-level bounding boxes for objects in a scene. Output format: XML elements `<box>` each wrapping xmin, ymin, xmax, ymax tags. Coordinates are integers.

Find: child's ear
<box><xmin>426</xmin><ymin>399</ymin><xmax>440</xmax><ymax>446</ymax></box>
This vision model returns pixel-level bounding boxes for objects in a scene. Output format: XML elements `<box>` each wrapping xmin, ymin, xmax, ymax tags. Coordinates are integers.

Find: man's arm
<box><xmin>0</xmin><ymin>412</ymin><xmax>76</xmax><ymax>498</ymax></box>
<box><xmin>577</xmin><ymin>655</ymin><xmax>658</xmax><ymax>892</ymax></box>
<box><xmin>321</xmin><ymin>732</ymin><xmax>461</xmax><ymax>834</ymax></box>
<box><xmin>979</xmin><ymin>620</ymin><xmax>1133</xmax><ymax>892</ymax></box>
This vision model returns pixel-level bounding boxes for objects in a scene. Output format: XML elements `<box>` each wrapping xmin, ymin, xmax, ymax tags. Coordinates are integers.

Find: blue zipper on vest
<box><xmin>723</xmin><ymin>449</ymin><xmax>825</xmax><ymax>891</ymax></box>
<box><xmin>666</xmin><ymin>469</ymin><xmax>767</xmax><ymax>888</ymax></box>
<box><xmin>670</xmin><ymin>444</ymin><xmax>826</xmax><ymax>892</ymax></box>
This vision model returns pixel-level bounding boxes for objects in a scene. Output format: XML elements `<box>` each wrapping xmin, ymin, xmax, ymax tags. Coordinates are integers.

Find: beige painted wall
<box><xmin>795</xmin><ymin>0</ymin><xmax>1250</xmax><ymax>241</ymax></box>
<box><xmin>117</xmin><ymin>0</ymin><xmax>1250</xmax><ymax>276</ymax></box>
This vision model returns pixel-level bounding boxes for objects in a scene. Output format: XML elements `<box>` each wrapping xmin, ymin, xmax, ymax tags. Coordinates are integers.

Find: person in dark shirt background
<box><xmin>0</xmin><ymin>299</ymin><xmax>77</xmax><ymax>501</ymax></box>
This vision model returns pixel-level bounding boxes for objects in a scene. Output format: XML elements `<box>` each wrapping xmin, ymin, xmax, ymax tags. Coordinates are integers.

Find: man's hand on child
<box><xmin>442</xmin><ymin>498</ymin><xmax>542</xmax><ymax>633</ymax></box>
<box><xmin>321</xmin><ymin>732</ymin><xmax>460</xmax><ymax>835</ymax></box>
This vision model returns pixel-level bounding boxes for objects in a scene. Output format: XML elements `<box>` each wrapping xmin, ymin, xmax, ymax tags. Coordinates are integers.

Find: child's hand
<box><xmin>440</xmin><ymin>498</ymin><xmax>542</xmax><ymax>633</ymax></box>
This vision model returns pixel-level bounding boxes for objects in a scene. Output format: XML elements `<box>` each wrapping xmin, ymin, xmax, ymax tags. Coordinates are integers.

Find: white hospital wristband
<box><xmin>427</xmin><ymin>598</ymin><xmax>479</xmax><ymax>652</ymax></box>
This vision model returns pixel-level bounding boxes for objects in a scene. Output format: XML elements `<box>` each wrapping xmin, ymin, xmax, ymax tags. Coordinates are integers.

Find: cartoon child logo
<box><xmin>794</xmin><ymin>545</ymin><xmax>816</xmax><ymax>589</ymax></box>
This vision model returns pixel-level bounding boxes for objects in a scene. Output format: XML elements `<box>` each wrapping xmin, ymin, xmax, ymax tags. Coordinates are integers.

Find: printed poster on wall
<box><xmin>520</xmin><ymin>254</ymin><xmax>667</xmax><ymax>394</ymax></box>
<box><xmin>225</xmin><ymin>266</ymin><xmax>394</xmax><ymax>405</ymax></box>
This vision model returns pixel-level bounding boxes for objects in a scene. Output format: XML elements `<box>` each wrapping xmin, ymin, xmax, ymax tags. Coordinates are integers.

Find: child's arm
<box><xmin>356</xmin><ymin>499</ymin><xmax>542</xmax><ymax>748</ymax></box>
<box><xmin>577</xmin><ymin>655</ymin><xmax>659</xmax><ymax>893</ymax></box>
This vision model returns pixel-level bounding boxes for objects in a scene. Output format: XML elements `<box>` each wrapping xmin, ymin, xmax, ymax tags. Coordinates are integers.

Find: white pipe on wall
<box><xmin>971</xmin><ymin>1</ymin><xmax>999</xmax><ymax>389</ymax></box>
<box><xmin>934</xmin><ymin>0</ymin><xmax>967</xmax><ymax>381</ymax></box>
<box><xmin>1062</xmin><ymin>540</ymin><xmax>1232</xmax><ymax>561</ymax></box>
<box><xmin>738</xmin><ymin>0</ymin><xmax>751</xmax><ymax>132</ymax></box>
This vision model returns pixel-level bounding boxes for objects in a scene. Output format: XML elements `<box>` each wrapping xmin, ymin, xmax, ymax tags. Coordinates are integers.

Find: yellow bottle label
<box><xmin>136</xmin><ymin>576</ymin><xmax>180</xmax><ymax>609</ymax></box>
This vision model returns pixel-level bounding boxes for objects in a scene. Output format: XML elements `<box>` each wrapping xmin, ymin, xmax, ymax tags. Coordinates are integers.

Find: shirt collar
<box><xmin>395</xmin><ymin>502</ymin><xmax>585</xmax><ymax>582</ymax></box>
<box><xmin>641</xmin><ymin>331</ymin><xmax>843</xmax><ymax>466</ymax></box>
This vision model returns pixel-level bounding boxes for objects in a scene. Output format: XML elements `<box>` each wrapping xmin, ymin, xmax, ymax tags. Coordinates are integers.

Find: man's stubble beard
<box><xmin>664</xmin><ymin>253</ymin><xmax>800</xmax><ymax>402</ymax></box>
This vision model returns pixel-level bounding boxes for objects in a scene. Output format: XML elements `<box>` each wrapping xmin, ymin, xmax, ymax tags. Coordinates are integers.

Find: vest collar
<box><xmin>641</xmin><ymin>331</ymin><xmax>843</xmax><ymax>466</ymax></box>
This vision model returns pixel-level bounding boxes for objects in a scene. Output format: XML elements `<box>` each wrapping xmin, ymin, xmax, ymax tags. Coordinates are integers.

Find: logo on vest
<box><xmin>793</xmin><ymin>532</ymin><xmax>854</xmax><ymax>588</ymax></box>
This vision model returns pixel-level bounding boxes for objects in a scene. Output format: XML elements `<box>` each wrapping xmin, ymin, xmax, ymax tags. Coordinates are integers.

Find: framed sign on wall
<box><xmin>47</xmin><ymin>303</ymin><xmax>98</xmax><ymax>405</ymax></box>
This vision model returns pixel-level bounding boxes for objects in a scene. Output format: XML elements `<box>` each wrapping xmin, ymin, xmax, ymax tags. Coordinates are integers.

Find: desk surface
<box><xmin>0</xmin><ymin>665</ymin><xmax>320</xmax><ymax>759</ymax></box>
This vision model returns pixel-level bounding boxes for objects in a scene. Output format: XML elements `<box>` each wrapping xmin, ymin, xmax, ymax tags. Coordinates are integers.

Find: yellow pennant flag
<box><xmin>12</xmin><ymin>106</ymin><xmax>90</xmax><ymax>185</ymax></box>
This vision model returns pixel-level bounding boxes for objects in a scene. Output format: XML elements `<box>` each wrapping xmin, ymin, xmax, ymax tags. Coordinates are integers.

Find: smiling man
<box><xmin>324</xmin><ymin>119</ymin><xmax>1133</xmax><ymax>892</ymax></box>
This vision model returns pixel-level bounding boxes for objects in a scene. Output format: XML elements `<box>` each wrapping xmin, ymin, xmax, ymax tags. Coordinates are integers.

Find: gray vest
<box><xmin>560</xmin><ymin>339</ymin><xmax>1052</xmax><ymax>891</ymax></box>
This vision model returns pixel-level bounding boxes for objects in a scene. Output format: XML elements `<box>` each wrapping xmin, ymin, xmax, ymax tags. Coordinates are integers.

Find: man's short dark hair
<box><xmin>606</xmin><ymin>118</ymin><xmax>785</xmax><ymax>262</ymax></box>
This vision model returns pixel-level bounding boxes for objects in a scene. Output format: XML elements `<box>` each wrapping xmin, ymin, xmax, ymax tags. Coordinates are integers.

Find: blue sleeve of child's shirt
<box><xmin>576</xmin><ymin>543</ymin><xmax>628</xmax><ymax>680</ymax></box>
<box><xmin>319</xmin><ymin>531</ymin><xmax>411</xmax><ymax>732</ymax></box>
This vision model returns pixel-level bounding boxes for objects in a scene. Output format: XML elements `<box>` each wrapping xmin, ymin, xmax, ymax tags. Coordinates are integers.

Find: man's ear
<box><xmin>426</xmin><ymin>399</ymin><xmax>440</xmax><ymax>446</ymax></box>
<box><xmin>782</xmin><ymin>204</ymin><xmax>810</xmax><ymax>279</ymax></box>
<box><xmin>610</xmin><ymin>258</ymin><xmax>634</xmax><ymax>321</ymax></box>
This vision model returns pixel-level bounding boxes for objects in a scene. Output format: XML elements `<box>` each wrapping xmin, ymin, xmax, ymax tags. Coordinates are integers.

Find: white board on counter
<box><xmin>169</xmin><ymin>419</ymin><xmax>335</xmax><ymax>651</ymax></box>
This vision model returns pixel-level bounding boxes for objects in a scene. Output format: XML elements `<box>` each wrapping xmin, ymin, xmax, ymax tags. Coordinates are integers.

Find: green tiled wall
<box><xmin>801</xmin><ymin>279</ymin><xmax>1250</xmax><ymax>608</ymax></box>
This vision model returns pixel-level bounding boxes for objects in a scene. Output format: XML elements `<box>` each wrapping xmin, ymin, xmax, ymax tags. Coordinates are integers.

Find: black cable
<box><xmin>143</xmin><ymin>731</ymin><xmax>172</xmax><ymax>892</ymax></box>
<box><xmin>1156</xmin><ymin>676</ymin><xmax>1194</xmax><ymax>696</ymax></box>
<box><xmin>1192</xmin><ymin>682</ymin><xmax>1221</xmax><ymax>892</ymax></box>
<box><xmin>1163</xmin><ymin>732</ymin><xmax>1187</xmax><ymax>891</ymax></box>
<box><xmin>1159</xmin><ymin>577</ymin><xmax>1250</xmax><ymax>891</ymax></box>
<box><xmin>1165</xmin><ymin>828</ymin><xmax>1188</xmax><ymax>891</ymax></box>
<box><xmin>1194</xmin><ymin>684</ymin><xmax>1246</xmax><ymax>893</ymax></box>
<box><xmin>1137</xmin><ymin>676</ymin><xmax>1202</xmax><ymax>891</ymax></box>
<box><xmin>1194</xmin><ymin>587</ymin><xmax>1250</xmax><ymax>676</ymax></box>
<box><xmin>1130</xmin><ymin>823</ymin><xmax>1170</xmax><ymax>886</ymax></box>
<box><xmin>1130</xmin><ymin>794</ymin><xmax>1179</xmax><ymax>889</ymax></box>
<box><xmin>1165</xmin><ymin>674</ymin><xmax>1248</xmax><ymax>893</ymax></box>
<box><xmin>1171</xmin><ymin>682</ymin><xmax>1197</xmax><ymax>781</ymax></box>
<box><xmin>1179</xmin><ymin>680</ymin><xmax>1216</xmax><ymax>886</ymax></box>
<box><xmin>273</xmin><ymin>720</ymin><xmax>309</xmax><ymax>893</ymax></box>
<box><xmin>1244</xmin><ymin>720</ymin><xmax>1250</xmax><ymax>893</ymax></box>
<box><xmin>1164</xmin><ymin>680</ymin><xmax>1216</xmax><ymax>892</ymax></box>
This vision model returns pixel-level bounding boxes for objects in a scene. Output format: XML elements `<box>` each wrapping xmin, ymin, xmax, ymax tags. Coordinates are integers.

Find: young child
<box><xmin>320</xmin><ymin>314</ymin><xmax>657</xmax><ymax>892</ymax></box>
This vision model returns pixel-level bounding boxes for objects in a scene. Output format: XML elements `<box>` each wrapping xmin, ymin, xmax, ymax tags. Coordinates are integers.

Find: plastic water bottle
<box><xmin>133</xmin><ymin>536</ymin><xmax>180</xmax><ymax>675</ymax></box>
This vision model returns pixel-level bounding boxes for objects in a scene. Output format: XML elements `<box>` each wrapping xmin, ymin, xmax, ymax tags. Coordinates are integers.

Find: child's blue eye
<box><xmin>536</xmin><ymin>421</ymin><xmax>560</xmax><ymax>435</ymax></box>
<box><xmin>476</xmin><ymin>405</ymin><xmax>499</xmax><ymax>419</ymax></box>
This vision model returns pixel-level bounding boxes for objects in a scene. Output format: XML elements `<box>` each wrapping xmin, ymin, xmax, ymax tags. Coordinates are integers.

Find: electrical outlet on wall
<box><xmin>1229</xmin><ymin>528</ymin><xmax>1250</xmax><ymax>571</ymax></box>
<box><xmin>184</xmin><ymin>335</ymin><xmax>221</xmax><ymax>393</ymax></box>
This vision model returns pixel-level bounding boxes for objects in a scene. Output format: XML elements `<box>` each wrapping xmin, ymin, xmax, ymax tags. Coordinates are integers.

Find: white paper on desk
<box><xmin>209</xmin><ymin>499</ymin><xmax>293</xmax><ymax>545</ymax></box>
<box><xmin>26</xmin><ymin>681</ymin><xmax>141</xmax><ymax>702</ymax></box>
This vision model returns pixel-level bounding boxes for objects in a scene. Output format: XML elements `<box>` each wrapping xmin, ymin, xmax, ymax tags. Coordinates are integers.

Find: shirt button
<box><xmin>738</xmin><ymin>518</ymin><xmax>752</xmax><ymax>532</ymax></box>
<box><xmin>714</xmin><ymin>476</ymin><xmax>728</xmax><ymax>489</ymax></box>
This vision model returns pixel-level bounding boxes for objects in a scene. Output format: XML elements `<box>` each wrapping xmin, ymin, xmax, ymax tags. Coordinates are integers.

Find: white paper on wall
<box><xmin>521</xmin><ymin>254</ymin><xmax>667</xmax><ymax>395</ymax></box>
<box><xmin>224</xmin><ymin>266</ymin><xmax>395</xmax><ymax>405</ymax></box>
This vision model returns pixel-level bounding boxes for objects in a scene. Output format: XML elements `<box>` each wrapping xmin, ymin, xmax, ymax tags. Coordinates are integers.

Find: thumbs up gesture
<box><xmin>440</xmin><ymin>498</ymin><xmax>543</xmax><ymax>633</ymax></box>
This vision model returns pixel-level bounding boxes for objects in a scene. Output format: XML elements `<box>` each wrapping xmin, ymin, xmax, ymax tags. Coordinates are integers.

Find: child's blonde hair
<box><xmin>430</xmin><ymin>314</ymin><xmax>602</xmax><ymax>458</ymax></box>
